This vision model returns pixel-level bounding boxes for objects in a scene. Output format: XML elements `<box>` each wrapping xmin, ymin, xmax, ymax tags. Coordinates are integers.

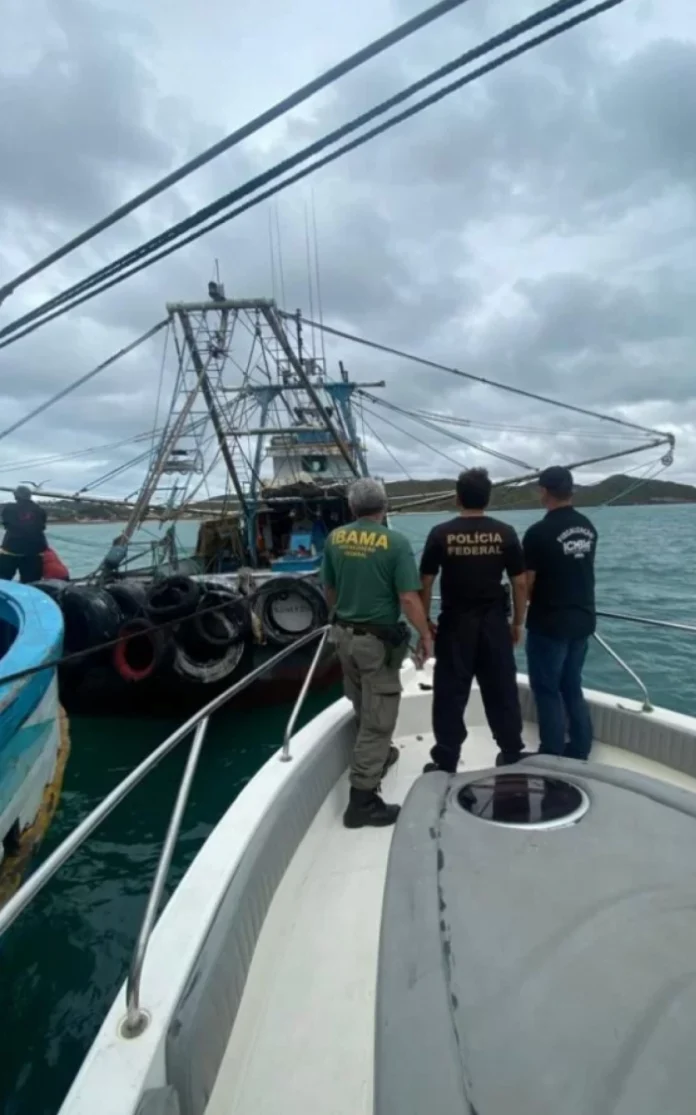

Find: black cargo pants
<box><xmin>430</xmin><ymin>606</ymin><xmax>524</xmax><ymax>773</ymax></box>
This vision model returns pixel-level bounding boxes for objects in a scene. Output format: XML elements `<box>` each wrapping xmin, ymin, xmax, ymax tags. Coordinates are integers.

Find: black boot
<box><xmin>495</xmin><ymin>750</ymin><xmax>534</xmax><ymax>767</ymax></box>
<box><xmin>343</xmin><ymin>788</ymin><xmax>400</xmax><ymax>829</ymax></box>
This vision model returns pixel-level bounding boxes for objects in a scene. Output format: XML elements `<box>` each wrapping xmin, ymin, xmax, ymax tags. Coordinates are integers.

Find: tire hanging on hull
<box><xmin>172</xmin><ymin>582</ymin><xmax>251</xmax><ymax>686</ymax></box>
<box><xmin>113</xmin><ymin>618</ymin><xmax>170</xmax><ymax>683</ymax></box>
<box><xmin>251</xmin><ymin>576</ymin><xmax>328</xmax><ymax>647</ymax></box>
<box><xmin>105</xmin><ymin>581</ymin><xmax>149</xmax><ymax>621</ymax></box>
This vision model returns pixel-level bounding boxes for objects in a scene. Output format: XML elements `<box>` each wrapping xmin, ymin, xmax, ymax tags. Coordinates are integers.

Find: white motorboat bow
<box><xmin>1</xmin><ymin>613</ymin><xmax>696</xmax><ymax>1115</ymax></box>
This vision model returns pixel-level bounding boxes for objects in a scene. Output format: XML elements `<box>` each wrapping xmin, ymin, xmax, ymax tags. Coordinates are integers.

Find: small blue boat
<box><xmin>0</xmin><ymin>581</ymin><xmax>69</xmax><ymax>906</ymax></box>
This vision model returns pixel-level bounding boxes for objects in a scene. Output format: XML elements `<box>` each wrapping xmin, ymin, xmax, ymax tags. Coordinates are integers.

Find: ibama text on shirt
<box><xmin>331</xmin><ymin>528</ymin><xmax>389</xmax><ymax>559</ymax></box>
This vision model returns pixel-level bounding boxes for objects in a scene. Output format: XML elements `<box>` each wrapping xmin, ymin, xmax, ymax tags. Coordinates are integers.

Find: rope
<box><xmin>0</xmin><ymin>0</ymin><xmax>625</xmax><ymax>348</ymax></box>
<box><xmin>0</xmin><ymin>0</ymin><xmax>473</xmax><ymax>308</ymax></box>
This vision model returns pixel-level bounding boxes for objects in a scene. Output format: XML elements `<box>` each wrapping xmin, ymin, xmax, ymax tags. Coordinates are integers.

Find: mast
<box><xmin>261</xmin><ymin>304</ymin><xmax>360</xmax><ymax>477</ymax></box>
<box><xmin>174</xmin><ymin>307</ymin><xmax>249</xmax><ymax>515</ymax></box>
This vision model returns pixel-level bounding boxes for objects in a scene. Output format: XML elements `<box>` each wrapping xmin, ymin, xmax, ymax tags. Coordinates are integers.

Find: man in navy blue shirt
<box><xmin>523</xmin><ymin>466</ymin><xmax>598</xmax><ymax>759</ymax></box>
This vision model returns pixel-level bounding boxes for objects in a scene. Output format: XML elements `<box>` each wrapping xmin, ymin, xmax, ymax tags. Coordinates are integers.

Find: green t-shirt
<box><xmin>321</xmin><ymin>518</ymin><xmax>421</xmax><ymax>626</ymax></box>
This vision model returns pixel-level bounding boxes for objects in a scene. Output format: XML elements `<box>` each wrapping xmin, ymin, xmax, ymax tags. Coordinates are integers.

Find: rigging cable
<box><xmin>0</xmin><ymin>0</ymin><xmax>625</xmax><ymax>348</ymax></box>
<box><xmin>392</xmin><ymin>437</ymin><xmax>674</xmax><ymax>511</ymax></box>
<box><xmin>0</xmin><ymin>427</ymin><xmax>167</xmax><ymax>475</ymax></box>
<box><xmin>74</xmin><ymin>447</ymin><xmax>155</xmax><ymax>494</ymax></box>
<box><xmin>359</xmin><ymin>404</ymin><xmax>415</xmax><ymax>481</ymax></box>
<box><xmin>360</xmin><ymin>401</ymin><xmax>470</xmax><ymax>471</ymax></box>
<box><xmin>0</xmin><ymin>0</ymin><xmax>476</xmax><ymax>308</ymax></box>
<box><xmin>360</xmin><ymin>391</ymin><xmax>535</xmax><ymax>469</ymax></box>
<box><xmin>292</xmin><ymin>315</ymin><xmax>668</xmax><ymax>440</ymax></box>
<box><xmin>410</xmin><ymin>408</ymin><xmax>650</xmax><ymax>441</ymax></box>
<box><xmin>0</xmin><ymin>318</ymin><xmax>168</xmax><ymax>445</ymax></box>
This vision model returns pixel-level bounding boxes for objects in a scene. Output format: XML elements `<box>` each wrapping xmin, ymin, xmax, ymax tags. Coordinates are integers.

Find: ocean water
<box><xmin>2</xmin><ymin>505</ymin><xmax>695</xmax><ymax>1113</ymax></box>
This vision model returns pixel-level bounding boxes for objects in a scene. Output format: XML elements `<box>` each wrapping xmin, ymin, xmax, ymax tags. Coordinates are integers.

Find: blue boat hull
<box><xmin>0</xmin><ymin>582</ymin><xmax>67</xmax><ymax>901</ymax></box>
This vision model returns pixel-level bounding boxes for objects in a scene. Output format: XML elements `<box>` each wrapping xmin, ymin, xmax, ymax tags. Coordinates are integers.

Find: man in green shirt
<box><xmin>322</xmin><ymin>478</ymin><xmax>433</xmax><ymax>829</ymax></box>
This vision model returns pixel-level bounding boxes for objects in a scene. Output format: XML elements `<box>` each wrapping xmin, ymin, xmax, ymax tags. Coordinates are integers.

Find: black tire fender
<box><xmin>252</xmin><ymin>576</ymin><xmax>327</xmax><ymax>647</ymax></box>
<box><xmin>105</xmin><ymin>580</ymin><xmax>149</xmax><ymax>621</ymax></box>
<box><xmin>145</xmin><ymin>576</ymin><xmax>200</xmax><ymax>623</ymax></box>
<box><xmin>172</xmin><ymin>639</ymin><xmax>246</xmax><ymax>685</ymax></box>
<box><xmin>61</xmin><ymin>585</ymin><xmax>122</xmax><ymax>656</ymax></box>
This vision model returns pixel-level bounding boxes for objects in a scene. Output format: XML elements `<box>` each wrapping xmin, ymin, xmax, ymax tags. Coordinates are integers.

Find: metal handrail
<box><xmin>0</xmin><ymin>625</ymin><xmax>330</xmax><ymax>946</ymax></box>
<box><xmin>592</xmin><ymin>631</ymin><xmax>653</xmax><ymax>712</ymax></box>
<box><xmin>123</xmin><ymin>621</ymin><xmax>330</xmax><ymax>1034</ymax></box>
<box><xmin>429</xmin><ymin>594</ymin><xmax>696</xmax><ymax>713</ymax></box>
<box><xmin>596</xmin><ymin>610</ymin><xmax>696</xmax><ymax>635</ymax></box>
<box><xmin>280</xmin><ymin>627</ymin><xmax>331</xmax><ymax>762</ymax></box>
<box><xmin>123</xmin><ymin>718</ymin><xmax>209</xmax><ymax>1036</ymax></box>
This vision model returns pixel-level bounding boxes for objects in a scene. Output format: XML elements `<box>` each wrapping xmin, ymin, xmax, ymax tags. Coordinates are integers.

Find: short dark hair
<box><xmin>456</xmin><ymin>468</ymin><xmax>491</xmax><ymax>510</ymax></box>
<box><xmin>539</xmin><ymin>465</ymin><xmax>573</xmax><ymax>499</ymax></box>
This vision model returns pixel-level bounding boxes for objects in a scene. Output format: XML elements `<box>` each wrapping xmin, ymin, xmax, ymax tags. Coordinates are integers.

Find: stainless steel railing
<box><xmin>121</xmin><ymin>622</ymin><xmax>331</xmax><ymax>1036</ymax></box>
<box><xmin>592</xmin><ymin>632</ymin><xmax>653</xmax><ymax>712</ymax></box>
<box><xmin>0</xmin><ymin>624</ymin><xmax>332</xmax><ymax>1036</ymax></box>
<box><xmin>596</xmin><ymin>610</ymin><xmax>696</xmax><ymax>635</ymax></box>
<box><xmin>280</xmin><ymin>627</ymin><xmax>331</xmax><ymax>763</ymax></box>
<box><xmin>429</xmin><ymin>595</ymin><xmax>695</xmax><ymax>711</ymax></box>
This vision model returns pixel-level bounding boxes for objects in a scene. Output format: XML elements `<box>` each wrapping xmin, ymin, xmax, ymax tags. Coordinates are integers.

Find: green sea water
<box><xmin>2</xmin><ymin>505</ymin><xmax>695</xmax><ymax>1113</ymax></box>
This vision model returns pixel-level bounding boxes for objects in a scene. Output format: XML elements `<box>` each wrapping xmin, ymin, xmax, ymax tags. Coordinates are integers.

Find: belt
<box><xmin>334</xmin><ymin>618</ymin><xmax>385</xmax><ymax>637</ymax></box>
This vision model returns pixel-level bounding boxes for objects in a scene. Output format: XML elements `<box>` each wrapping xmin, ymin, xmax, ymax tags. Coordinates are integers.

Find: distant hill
<box><xmin>385</xmin><ymin>473</ymin><xmax>696</xmax><ymax>513</ymax></box>
<box><xmin>32</xmin><ymin>472</ymin><xmax>695</xmax><ymax>522</ymax></box>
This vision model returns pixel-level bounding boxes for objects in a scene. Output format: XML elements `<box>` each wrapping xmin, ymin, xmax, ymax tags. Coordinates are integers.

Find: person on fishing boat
<box><xmin>0</xmin><ymin>485</ymin><xmax>48</xmax><ymax>583</ymax></box>
<box><xmin>322</xmin><ymin>477</ymin><xmax>433</xmax><ymax>829</ymax></box>
<box><xmin>419</xmin><ymin>468</ymin><xmax>528</xmax><ymax>773</ymax></box>
<box><xmin>523</xmin><ymin>466</ymin><xmax>598</xmax><ymax>760</ymax></box>
<box><xmin>101</xmin><ymin>533</ymin><xmax>128</xmax><ymax>581</ymax></box>
<box><xmin>42</xmin><ymin>546</ymin><xmax>70</xmax><ymax>580</ymax></box>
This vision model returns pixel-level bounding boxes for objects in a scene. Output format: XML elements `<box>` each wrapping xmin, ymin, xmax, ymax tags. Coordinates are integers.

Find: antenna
<box><xmin>268</xmin><ymin>210</ymin><xmax>277</xmax><ymax>301</ymax></box>
<box><xmin>311</xmin><ymin>189</ymin><xmax>328</xmax><ymax>371</ymax></box>
<box><xmin>303</xmin><ymin>201</ymin><xmax>317</xmax><ymax>361</ymax></box>
<box><xmin>273</xmin><ymin>203</ymin><xmax>287</xmax><ymax>310</ymax></box>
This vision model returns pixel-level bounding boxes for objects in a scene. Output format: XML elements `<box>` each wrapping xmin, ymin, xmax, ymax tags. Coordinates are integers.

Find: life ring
<box><xmin>113</xmin><ymin>619</ymin><xmax>165</xmax><ymax>682</ymax></box>
<box><xmin>145</xmin><ymin>576</ymin><xmax>200</xmax><ymax>624</ymax></box>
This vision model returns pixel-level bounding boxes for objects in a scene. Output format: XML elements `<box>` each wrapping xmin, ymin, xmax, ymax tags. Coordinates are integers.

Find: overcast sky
<box><xmin>1</xmin><ymin>0</ymin><xmax>694</xmax><ymax>503</ymax></box>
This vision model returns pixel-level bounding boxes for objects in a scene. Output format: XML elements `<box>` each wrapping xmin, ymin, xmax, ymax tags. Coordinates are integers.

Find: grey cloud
<box><xmin>0</xmin><ymin>0</ymin><xmax>171</xmax><ymax>231</ymax></box>
<box><xmin>1</xmin><ymin>0</ymin><xmax>695</xmax><ymax>498</ymax></box>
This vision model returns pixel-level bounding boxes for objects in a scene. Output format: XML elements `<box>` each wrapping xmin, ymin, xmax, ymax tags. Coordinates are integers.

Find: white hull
<box><xmin>58</xmin><ymin>660</ymin><xmax>696</xmax><ymax>1115</ymax></box>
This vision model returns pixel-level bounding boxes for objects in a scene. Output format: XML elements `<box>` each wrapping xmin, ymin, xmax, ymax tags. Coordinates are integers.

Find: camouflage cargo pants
<box><xmin>333</xmin><ymin>625</ymin><xmax>405</xmax><ymax>791</ymax></box>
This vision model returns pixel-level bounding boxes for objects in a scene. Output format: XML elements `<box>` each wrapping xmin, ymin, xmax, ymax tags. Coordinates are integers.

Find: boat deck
<box><xmin>206</xmin><ymin>712</ymin><xmax>696</xmax><ymax>1115</ymax></box>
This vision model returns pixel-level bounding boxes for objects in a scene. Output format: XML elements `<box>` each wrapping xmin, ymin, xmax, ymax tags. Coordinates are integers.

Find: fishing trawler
<box><xmin>0</xmin><ymin>581</ymin><xmax>69</xmax><ymax>907</ymax></box>
<box><xmin>23</xmin><ymin>278</ymin><xmax>677</xmax><ymax>717</ymax></box>
<box><xmin>32</xmin><ymin>291</ymin><xmax>383</xmax><ymax>715</ymax></box>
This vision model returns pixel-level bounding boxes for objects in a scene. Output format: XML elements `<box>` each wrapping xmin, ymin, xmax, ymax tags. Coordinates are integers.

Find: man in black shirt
<box><xmin>523</xmin><ymin>466</ymin><xmax>598</xmax><ymax>759</ymax></box>
<box><xmin>419</xmin><ymin>468</ymin><xmax>528</xmax><ymax>773</ymax></box>
<box><xmin>0</xmin><ymin>486</ymin><xmax>48</xmax><ymax>583</ymax></box>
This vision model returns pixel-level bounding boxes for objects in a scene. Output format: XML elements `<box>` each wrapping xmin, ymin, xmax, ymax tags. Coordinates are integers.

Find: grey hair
<box><xmin>348</xmin><ymin>477</ymin><xmax>388</xmax><ymax>516</ymax></box>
